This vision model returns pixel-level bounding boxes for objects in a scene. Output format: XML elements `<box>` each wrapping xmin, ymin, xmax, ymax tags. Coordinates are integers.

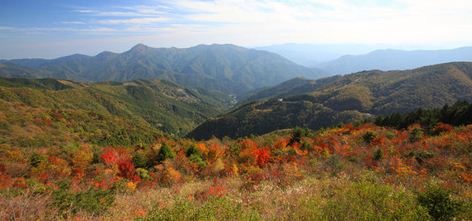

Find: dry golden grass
<box><xmin>0</xmin><ymin>191</ymin><xmax>58</xmax><ymax>221</ymax></box>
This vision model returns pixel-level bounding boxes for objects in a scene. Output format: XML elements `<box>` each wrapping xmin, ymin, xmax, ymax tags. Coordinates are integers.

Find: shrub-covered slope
<box><xmin>0</xmin><ymin>77</ymin><xmax>231</xmax><ymax>147</ymax></box>
<box><xmin>1</xmin><ymin>120</ymin><xmax>471</xmax><ymax>220</ymax></box>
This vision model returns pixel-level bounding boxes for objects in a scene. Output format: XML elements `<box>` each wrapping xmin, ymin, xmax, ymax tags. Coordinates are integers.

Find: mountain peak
<box><xmin>129</xmin><ymin>43</ymin><xmax>150</xmax><ymax>53</ymax></box>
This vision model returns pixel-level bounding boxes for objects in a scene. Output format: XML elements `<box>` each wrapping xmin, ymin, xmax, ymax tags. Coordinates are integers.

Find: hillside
<box><xmin>316</xmin><ymin>47</ymin><xmax>472</xmax><ymax>74</ymax></box>
<box><xmin>189</xmin><ymin>62</ymin><xmax>472</xmax><ymax>139</ymax></box>
<box><xmin>2</xmin><ymin>120</ymin><xmax>471</xmax><ymax>220</ymax></box>
<box><xmin>0</xmin><ymin>77</ymin><xmax>232</xmax><ymax>147</ymax></box>
<box><xmin>0</xmin><ymin>44</ymin><xmax>324</xmax><ymax>96</ymax></box>
<box><xmin>0</xmin><ymin>63</ymin><xmax>52</xmax><ymax>78</ymax></box>
<box><xmin>240</xmin><ymin>76</ymin><xmax>341</xmax><ymax>103</ymax></box>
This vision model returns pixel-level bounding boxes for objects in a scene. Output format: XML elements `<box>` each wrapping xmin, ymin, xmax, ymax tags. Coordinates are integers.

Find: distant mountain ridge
<box><xmin>255</xmin><ymin>43</ymin><xmax>378</xmax><ymax>66</ymax></box>
<box><xmin>315</xmin><ymin>47</ymin><xmax>472</xmax><ymax>74</ymax></box>
<box><xmin>188</xmin><ymin>62</ymin><xmax>472</xmax><ymax>139</ymax></box>
<box><xmin>0</xmin><ymin>44</ymin><xmax>324</xmax><ymax>96</ymax></box>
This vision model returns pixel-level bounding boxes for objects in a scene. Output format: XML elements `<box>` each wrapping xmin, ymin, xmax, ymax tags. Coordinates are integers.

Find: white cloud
<box><xmin>96</xmin><ymin>17</ymin><xmax>170</xmax><ymax>25</ymax></box>
<box><xmin>159</xmin><ymin>0</ymin><xmax>472</xmax><ymax>46</ymax></box>
<box><xmin>61</xmin><ymin>21</ymin><xmax>86</xmax><ymax>25</ymax></box>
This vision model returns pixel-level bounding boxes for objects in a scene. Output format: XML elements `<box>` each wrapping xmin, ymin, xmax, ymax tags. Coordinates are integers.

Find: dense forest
<box><xmin>375</xmin><ymin>101</ymin><xmax>472</xmax><ymax>130</ymax></box>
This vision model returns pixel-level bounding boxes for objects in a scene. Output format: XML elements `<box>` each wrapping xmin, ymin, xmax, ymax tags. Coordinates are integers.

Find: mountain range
<box><xmin>257</xmin><ymin>44</ymin><xmax>472</xmax><ymax>75</ymax></box>
<box><xmin>188</xmin><ymin>62</ymin><xmax>472</xmax><ymax>139</ymax></box>
<box><xmin>255</xmin><ymin>43</ymin><xmax>378</xmax><ymax>66</ymax></box>
<box><xmin>315</xmin><ymin>47</ymin><xmax>472</xmax><ymax>74</ymax></box>
<box><xmin>0</xmin><ymin>44</ymin><xmax>324</xmax><ymax>96</ymax></box>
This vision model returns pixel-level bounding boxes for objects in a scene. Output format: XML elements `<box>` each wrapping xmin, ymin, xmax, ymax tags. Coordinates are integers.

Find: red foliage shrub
<box><xmin>118</xmin><ymin>159</ymin><xmax>135</xmax><ymax>179</ymax></box>
<box><xmin>255</xmin><ymin>148</ymin><xmax>271</xmax><ymax>167</ymax></box>
<box><xmin>101</xmin><ymin>148</ymin><xmax>119</xmax><ymax>165</ymax></box>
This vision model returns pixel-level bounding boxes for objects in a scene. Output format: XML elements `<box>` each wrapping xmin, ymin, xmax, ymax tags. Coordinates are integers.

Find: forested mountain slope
<box><xmin>0</xmin><ymin>77</ymin><xmax>231</xmax><ymax>147</ymax></box>
<box><xmin>189</xmin><ymin>62</ymin><xmax>472</xmax><ymax>139</ymax></box>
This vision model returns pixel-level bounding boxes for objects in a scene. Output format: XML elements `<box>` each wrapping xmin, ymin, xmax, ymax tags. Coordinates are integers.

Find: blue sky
<box><xmin>1</xmin><ymin>0</ymin><xmax>472</xmax><ymax>59</ymax></box>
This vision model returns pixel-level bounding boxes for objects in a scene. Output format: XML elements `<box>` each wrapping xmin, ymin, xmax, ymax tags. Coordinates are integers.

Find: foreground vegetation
<box><xmin>1</xmin><ymin>120</ymin><xmax>471</xmax><ymax>220</ymax></box>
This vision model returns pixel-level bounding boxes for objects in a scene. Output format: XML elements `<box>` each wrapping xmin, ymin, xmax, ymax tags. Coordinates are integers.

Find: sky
<box><xmin>1</xmin><ymin>0</ymin><xmax>472</xmax><ymax>59</ymax></box>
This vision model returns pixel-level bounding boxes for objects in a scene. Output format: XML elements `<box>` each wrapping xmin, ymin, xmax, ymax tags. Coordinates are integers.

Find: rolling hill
<box><xmin>0</xmin><ymin>44</ymin><xmax>324</xmax><ymax>96</ymax></box>
<box><xmin>188</xmin><ymin>62</ymin><xmax>472</xmax><ymax>139</ymax></box>
<box><xmin>315</xmin><ymin>47</ymin><xmax>472</xmax><ymax>74</ymax></box>
<box><xmin>0</xmin><ymin>77</ymin><xmax>232</xmax><ymax>147</ymax></box>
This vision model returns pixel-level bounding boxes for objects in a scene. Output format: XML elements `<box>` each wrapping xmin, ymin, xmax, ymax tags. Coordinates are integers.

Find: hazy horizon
<box><xmin>1</xmin><ymin>0</ymin><xmax>472</xmax><ymax>59</ymax></box>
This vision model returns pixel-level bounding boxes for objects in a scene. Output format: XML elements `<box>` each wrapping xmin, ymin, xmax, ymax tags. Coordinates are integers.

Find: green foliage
<box><xmin>143</xmin><ymin>197</ymin><xmax>261</xmax><ymax>221</ymax></box>
<box><xmin>408</xmin><ymin>150</ymin><xmax>435</xmax><ymax>164</ymax></box>
<box><xmin>133</xmin><ymin>151</ymin><xmax>148</xmax><ymax>168</ymax></box>
<box><xmin>189</xmin><ymin>154</ymin><xmax>206</xmax><ymax>168</ymax></box>
<box><xmin>52</xmin><ymin>187</ymin><xmax>115</xmax><ymax>216</ymax></box>
<box><xmin>30</xmin><ymin>153</ymin><xmax>45</xmax><ymax>167</ymax></box>
<box><xmin>186</xmin><ymin>145</ymin><xmax>206</xmax><ymax>168</ymax></box>
<box><xmin>290</xmin><ymin>127</ymin><xmax>312</xmax><ymax>145</ymax></box>
<box><xmin>373</xmin><ymin>148</ymin><xmax>383</xmax><ymax>161</ymax></box>
<box><xmin>300</xmin><ymin>141</ymin><xmax>311</xmax><ymax>151</ymax></box>
<box><xmin>185</xmin><ymin>145</ymin><xmax>202</xmax><ymax>158</ymax></box>
<box><xmin>136</xmin><ymin>168</ymin><xmax>150</xmax><ymax>180</ymax></box>
<box><xmin>157</xmin><ymin>144</ymin><xmax>175</xmax><ymax>162</ymax></box>
<box><xmin>321</xmin><ymin>181</ymin><xmax>430</xmax><ymax>221</ymax></box>
<box><xmin>409</xmin><ymin>128</ymin><xmax>424</xmax><ymax>143</ymax></box>
<box><xmin>376</xmin><ymin>101</ymin><xmax>472</xmax><ymax>130</ymax></box>
<box><xmin>362</xmin><ymin>131</ymin><xmax>376</xmax><ymax>144</ymax></box>
<box><xmin>417</xmin><ymin>186</ymin><xmax>464</xmax><ymax>221</ymax></box>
